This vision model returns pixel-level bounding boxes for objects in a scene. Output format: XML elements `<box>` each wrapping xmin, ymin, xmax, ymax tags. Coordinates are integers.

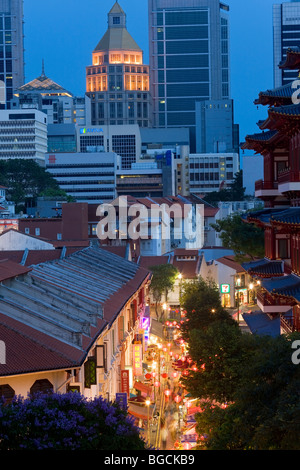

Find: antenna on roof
<box><xmin>41</xmin><ymin>59</ymin><xmax>45</xmax><ymax>77</ymax></box>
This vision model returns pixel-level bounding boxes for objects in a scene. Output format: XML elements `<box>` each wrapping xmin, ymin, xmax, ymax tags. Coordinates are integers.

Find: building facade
<box><xmin>0</xmin><ymin>0</ymin><xmax>24</xmax><ymax>109</ymax></box>
<box><xmin>242</xmin><ymin>47</ymin><xmax>300</xmax><ymax>334</ymax></box>
<box><xmin>148</xmin><ymin>0</ymin><xmax>230</xmax><ymax>151</ymax></box>
<box><xmin>188</xmin><ymin>152</ymin><xmax>239</xmax><ymax>194</ymax></box>
<box><xmin>12</xmin><ymin>66</ymin><xmax>91</xmax><ymax>126</ymax></box>
<box><xmin>86</xmin><ymin>2</ymin><xmax>151</xmax><ymax>128</ymax></box>
<box><xmin>273</xmin><ymin>0</ymin><xmax>300</xmax><ymax>87</ymax></box>
<box><xmin>0</xmin><ymin>109</ymin><xmax>47</xmax><ymax>165</ymax></box>
<box><xmin>45</xmin><ymin>152</ymin><xmax>120</xmax><ymax>203</ymax></box>
<box><xmin>77</xmin><ymin>124</ymin><xmax>141</xmax><ymax>170</ymax></box>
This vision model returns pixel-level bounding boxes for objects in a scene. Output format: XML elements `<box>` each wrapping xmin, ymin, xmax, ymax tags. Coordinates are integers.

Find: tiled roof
<box><xmin>94</xmin><ymin>28</ymin><xmax>142</xmax><ymax>52</ymax></box>
<box><xmin>242</xmin><ymin>312</ymin><xmax>280</xmax><ymax>337</ymax></box>
<box><xmin>216</xmin><ymin>256</ymin><xmax>245</xmax><ymax>273</ymax></box>
<box><xmin>270</xmin><ymin>207</ymin><xmax>300</xmax><ymax>225</ymax></box>
<box><xmin>255</xmin><ymin>83</ymin><xmax>295</xmax><ymax>105</ymax></box>
<box><xmin>242</xmin><ymin>258</ymin><xmax>283</xmax><ymax>277</ymax></box>
<box><xmin>0</xmin><ymin>259</ymin><xmax>32</xmax><ymax>281</ymax></box>
<box><xmin>261</xmin><ymin>274</ymin><xmax>300</xmax><ymax>302</ymax></box>
<box><xmin>0</xmin><ymin>247</ymin><xmax>150</xmax><ymax>376</ymax></box>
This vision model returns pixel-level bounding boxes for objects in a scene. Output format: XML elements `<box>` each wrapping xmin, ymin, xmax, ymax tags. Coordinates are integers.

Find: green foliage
<box><xmin>0</xmin><ymin>159</ymin><xmax>69</xmax><ymax>209</ymax></box>
<box><xmin>149</xmin><ymin>264</ymin><xmax>179</xmax><ymax>320</ymax></box>
<box><xmin>180</xmin><ymin>277</ymin><xmax>235</xmax><ymax>340</ymax></box>
<box><xmin>182</xmin><ymin>320</ymin><xmax>300</xmax><ymax>449</ymax></box>
<box><xmin>203</xmin><ymin>171</ymin><xmax>246</xmax><ymax>205</ymax></box>
<box><xmin>211</xmin><ymin>213</ymin><xmax>265</xmax><ymax>262</ymax></box>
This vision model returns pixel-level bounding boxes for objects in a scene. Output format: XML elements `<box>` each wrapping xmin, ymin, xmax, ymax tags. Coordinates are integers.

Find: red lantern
<box><xmin>172</xmin><ymin>371</ymin><xmax>178</xmax><ymax>378</ymax></box>
<box><xmin>145</xmin><ymin>373</ymin><xmax>152</xmax><ymax>380</ymax></box>
<box><xmin>164</xmin><ymin>389</ymin><xmax>171</xmax><ymax>397</ymax></box>
<box><xmin>154</xmin><ymin>381</ymin><xmax>161</xmax><ymax>387</ymax></box>
<box><xmin>174</xmin><ymin>395</ymin><xmax>182</xmax><ymax>404</ymax></box>
<box><xmin>161</xmin><ymin>372</ymin><xmax>168</xmax><ymax>379</ymax></box>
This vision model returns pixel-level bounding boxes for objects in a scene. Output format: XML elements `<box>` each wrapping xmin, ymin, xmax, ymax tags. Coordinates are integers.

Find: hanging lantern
<box><xmin>163</xmin><ymin>347</ymin><xmax>167</xmax><ymax>352</ymax></box>
<box><xmin>145</xmin><ymin>373</ymin><xmax>152</xmax><ymax>380</ymax></box>
<box><xmin>164</xmin><ymin>389</ymin><xmax>171</xmax><ymax>397</ymax></box>
<box><xmin>181</xmin><ymin>356</ymin><xmax>186</xmax><ymax>362</ymax></box>
<box><xmin>154</xmin><ymin>381</ymin><xmax>161</xmax><ymax>387</ymax></box>
<box><xmin>172</xmin><ymin>371</ymin><xmax>178</xmax><ymax>378</ymax></box>
<box><xmin>161</xmin><ymin>372</ymin><xmax>168</xmax><ymax>379</ymax></box>
<box><xmin>174</xmin><ymin>395</ymin><xmax>182</xmax><ymax>404</ymax></box>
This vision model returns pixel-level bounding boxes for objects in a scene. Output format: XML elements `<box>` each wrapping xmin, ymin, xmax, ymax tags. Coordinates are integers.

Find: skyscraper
<box><xmin>148</xmin><ymin>0</ymin><xmax>230</xmax><ymax>152</ymax></box>
<box><xmin>273</xmin><ymin>0</ymin><xmax>300</xmax><ymax>87</ymax></box>
<box><xmin>0</xmin><ymin>0</ymin><xmax>24</xmax><ymax>109</ymax></box>
<box><xmin>86</xmin><ymin>2</ymin><xmax>151</xmax><ymax>128</ymax></box>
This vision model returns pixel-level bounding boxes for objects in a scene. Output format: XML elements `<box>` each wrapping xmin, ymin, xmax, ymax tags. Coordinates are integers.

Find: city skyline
<box><xmin>23</xmin><ymin>0</ymin><xmax>285</xmax><ymax>152</ymax></box>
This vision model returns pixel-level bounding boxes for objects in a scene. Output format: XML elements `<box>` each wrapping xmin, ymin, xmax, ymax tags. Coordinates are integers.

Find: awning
<box><xmin>128</xmin><ymin>402</ymin><xmax>154</xmax><ymax>421</ymax></box>
<box><xmin>150</xmin><ymin>318</ymin><xmax>164</xmax><ymax>339</ymax></box>
<box><xmin>133</xmin><ymin>381</ymin><xmax>152</xmax><ymax>396</ymax></box>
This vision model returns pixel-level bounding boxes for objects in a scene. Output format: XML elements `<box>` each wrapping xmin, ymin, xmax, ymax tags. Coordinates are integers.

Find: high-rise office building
<box><xmin>0</xmin><ymin>0</ymin><xmax>24</xmax><ymax>109</ymax></box>
<box><xmin>273</xmin><ymin>0</ymin><xmax>300</xmax><ymax>87</ymax></box>
<box><xmin>86</xmin><ymin>2</ymin><xmax>151</xmax><ymax>128</ymax></box>
<box><xmin>148</xmin><ymin>0</ymin><xmax>230</xmax><ymax>152</ymax></box>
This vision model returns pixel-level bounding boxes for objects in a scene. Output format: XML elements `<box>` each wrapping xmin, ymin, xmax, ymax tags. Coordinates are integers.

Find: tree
<box><xmin>0</xmin><ymin>159</ymin><xmax>69</xmax><ymax>210</ymax></box>
<box><xmin>0</xmin><ymin>392</ymin><xmax>148</xmax><ymax>450</ymax></box>
<box><xmin>211</xmin><ymin>213</ymin><xmax>265</xmax><ymax>262</ymax></box>
<box><xmin>180</xmin><ymin>277</ymin><xmax>235</xmax><ymax>341</ymax></box>
<box><xmin>203</xmin><ymin>171</ymin><xmax>246</xmax><ymax>205</ymax></box>
<box><xmin>149</xmin><ymin>264</ymin><xmax>179</xmax><ymax>320</ymax></box>
<box><xmin>188</xmin><ymin>330</ymin><xmax>300</xmax><ymax>450</ymax></box>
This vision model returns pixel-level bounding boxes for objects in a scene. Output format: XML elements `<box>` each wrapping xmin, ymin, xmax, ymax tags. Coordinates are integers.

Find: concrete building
<box><xmin>0</xmin><ymin>109</ymin><xmax>47</xmax><ymax>165</ymax></box>
<box><xmin>12</xmin><ymin>65</ymin><xmax>91</xmax><ymax>127</ymax></box>
<box><xmin>47</xmin><ymin>124</ymin><xmax>77</xmax><ymax>153</ymax></box>
<box><xmin>148</xmin><ymin>0</ymin><xmax>231</xmax><ymax>151</ymax></box>
<box><xmin>45</xmin><ymin>152</ymin><xmax>120</xmax><ymax>204</ymax></box>
<box><xmin>77</xmin><ymin>124</ymin><xmax>141</xmax><ymax>170</ymax></box>
<box><xmin>188</xmin><ymin>152</ymin><xmax>239</xmax><ymax>194</ymax></box>
<box><xmin>86</xmin><ymin>2</ymin><xmax>151</xmax><ymax>128</ymax></box>
<box><xmin>195</xmin><ymin>99</ymin><xmax>239</xmax><ymax>154</ymax></box>
<box><xmin>0</xmin><ymin>0</ymin><xmax>24</xmax><ymax>109</ymax></box>
<box><xmin>273</xmin><ymin>0</ymin><xmax>300</xmax><ymax>87</ymax></box>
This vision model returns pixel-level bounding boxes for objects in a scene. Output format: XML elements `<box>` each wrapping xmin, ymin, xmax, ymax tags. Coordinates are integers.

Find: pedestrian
<box><xmin>161</xmin><ymin>419</ymin><xmax>168</xmax><ymax>450</ymax></box>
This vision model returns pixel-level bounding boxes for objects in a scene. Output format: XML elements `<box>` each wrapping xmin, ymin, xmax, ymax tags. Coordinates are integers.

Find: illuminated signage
<box><xmin>221</xmin><ymin>284</ymin><xmax>230</xmax><ymax>294</ymax></box>
<box><xmin>80</xmin><ymin>128</ymin><xmax>104</xmax><ymax>134</ymax></box>
<box><xmin>133</xmin><ymin>344</ymin><xmax>143</xmax><ymax>376</ymax></box>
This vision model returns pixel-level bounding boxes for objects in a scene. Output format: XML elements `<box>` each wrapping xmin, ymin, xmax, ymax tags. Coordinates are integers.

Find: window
<box><xmin>30</xmin><ymin>379</ymin><xmax>53</xmax><ymax>395</ymax></box>
<box><xmin>35</xmin><ymin>228</ymin><xmax>40</xmax><ymax>236</ymax></box>
<box><xmin>113</xmin><ymin>16</ymin><xmax>120</xmax><ymax>25</ymax></box>
<box><xmin>0</xmin><ymin>384</ymin><xmax>15</xmax><ymax>403</ymax></box>
<box><xmin>25</xmin><ymin>227</ymin><xmax>30</xmax><ymax>234</ymax></box>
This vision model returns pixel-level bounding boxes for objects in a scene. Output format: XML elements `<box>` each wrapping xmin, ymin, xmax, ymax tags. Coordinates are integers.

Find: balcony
<box><xmin>255</xmin><ymin>180</ymin><xmax>280</xmax><ymax>198</ymax></box>
<box><xmin>257</xmin><ymin>290</ymin><xmax>294</xmax><ymax>314</ymax></box>
<box><xmin>278</xmin><ymin>170</ymin><xmax>300</xmax><ymax>193</ymax></box>
<box><xmin>280</xmin><ymin>313</ymin><xmax>296</xmax><ymax>334</ymax></box>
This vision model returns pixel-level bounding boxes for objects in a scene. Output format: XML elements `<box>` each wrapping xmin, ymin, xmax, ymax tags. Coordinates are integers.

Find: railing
<box><xmin>278</xmin><ymin>170</ymin><xmax>300</xmax><ymax>184</ymax></box>
<box><xmin>280</xmin><ymin>314</ymin><xmax>296</xmax><ymax>333</ymax></box>
<box><xmin>255</xmin><ymin>180</ymin><xmax>278</xmax><ymax>191</ymax></box>
<box><xmin>257</xmin><ymin>290</ymin><xmax>294</xmax><ymax>307</ymax></box>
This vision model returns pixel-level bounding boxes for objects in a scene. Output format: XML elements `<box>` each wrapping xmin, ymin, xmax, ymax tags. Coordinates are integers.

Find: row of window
<box><xmin>156</xmin><ymin>11</ymin><xmax>209</xmax><ymax>27</ymax></box>
<box><xmin>190</xmin><ymin>172</ymin><xmax>234</xmax><ymax>181</ymax></box>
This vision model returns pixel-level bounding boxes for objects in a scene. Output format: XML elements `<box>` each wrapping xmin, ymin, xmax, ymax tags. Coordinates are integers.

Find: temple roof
<box><xmin>260</xmin><ymin>103</ymin><xmax>300</xmax><ymax>131</ymax></box>
<box><xmin>279</xmin><ymin>47</ymin><xmax>300</xmax><ymax>70</ymax></box>
<box><xmin>242</xmin><ymin>258</ymin><xmax>283</xmax><ymax>278</ymax></box>
<box><xmin>255</xmin><ymin>82</ymin><xmax>295</xmax><ymax>106</ymax></box>
<box><xmin>261</xmin><ymin>274</ymin><xmax>300</xmax><ymax>302</ymax></box>
<box><xmin>270</xmin><ymin>207</ymin><xmax>300</xmax><ymax>226</ymax></box>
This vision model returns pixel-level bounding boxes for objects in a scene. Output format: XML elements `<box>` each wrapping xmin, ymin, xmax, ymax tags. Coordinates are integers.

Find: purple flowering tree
<box><xmin>0</xmin><ymin>392</ymin><xmax>148</xmax><ymax>450</ymax></box>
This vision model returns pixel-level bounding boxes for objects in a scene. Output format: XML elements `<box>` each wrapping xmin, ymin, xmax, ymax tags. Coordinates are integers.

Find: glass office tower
<box><xmin>273</xmin><ymin>0</ymin><xmax>300</xmax><ymax>87</ymax></box>
<box><xmin>0</xmin><ymin>0</ymin><xmax>24</xmax><ymax>109</ymax></box>
<box><xmin>148</xmin><ymin>0</ymin><xmax>230</xmax><ymax>152</ymax></box>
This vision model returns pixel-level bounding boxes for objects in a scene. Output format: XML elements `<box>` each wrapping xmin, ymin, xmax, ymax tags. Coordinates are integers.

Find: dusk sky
<box><xmin>23</xmin><ymin>0</ymin><xmax>279</xmax><ymax>153</ymax></box>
